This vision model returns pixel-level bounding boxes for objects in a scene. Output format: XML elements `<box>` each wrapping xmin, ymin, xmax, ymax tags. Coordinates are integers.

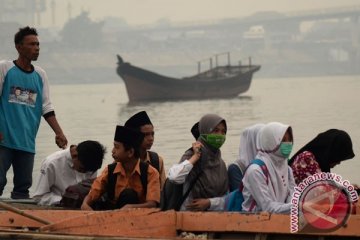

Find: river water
<box><xmin>2</xmin><ymin>75</ymin><xmax>360</xmax><ymax>197</ymax></box>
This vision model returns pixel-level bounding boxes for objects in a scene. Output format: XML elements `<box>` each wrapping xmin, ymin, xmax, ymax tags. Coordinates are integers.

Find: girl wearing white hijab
<box><xmin>241</xmin><ymin>122</ymin><xmax>296</xmax><ymax>213</ymax></box>
<box><xmin>228</xmin><ymin>123</ymin><xmax>265</xmax><ymax>191</ymax></box>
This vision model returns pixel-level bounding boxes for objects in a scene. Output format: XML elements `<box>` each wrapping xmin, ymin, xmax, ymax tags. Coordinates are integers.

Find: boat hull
<box><xmin>1</xmin><ymin>208</ymin><xmax>360</xmax><ymax>239</ymax></box>
<box><xmin>116</xmin><ymin>57</ymin><xmax>261</xmax><ymax>102</ymax></box>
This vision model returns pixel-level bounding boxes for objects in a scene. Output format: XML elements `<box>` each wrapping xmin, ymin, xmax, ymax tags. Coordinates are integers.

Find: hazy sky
<box><xmin>42</xmin><ymin>0</ymin><xmax>360</xmax><ymax>27</ymax></box>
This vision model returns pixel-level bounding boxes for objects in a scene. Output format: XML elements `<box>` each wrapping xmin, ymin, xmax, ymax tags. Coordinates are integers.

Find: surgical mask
<box><xmin>280</xmin><ymin>142</ymin><xmax>293</xmax><ymax>158</ymax></box>
<box><xmin>201</xmin><ymin>134</ymin><xmax>226</xmax><ymax>149</ymax></box>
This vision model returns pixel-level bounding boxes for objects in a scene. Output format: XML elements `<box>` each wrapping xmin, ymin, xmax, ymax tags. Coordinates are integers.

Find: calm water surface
<box><xmin>2</xmin><ymin>75</ymin><xmax>360</xmax><ymax>197</ymax></box>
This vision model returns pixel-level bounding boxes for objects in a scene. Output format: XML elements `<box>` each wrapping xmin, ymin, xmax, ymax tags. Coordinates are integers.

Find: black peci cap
<box><xmin>114</xmin><ymin>125</ymin><xmax>144</xmax><ymax>149</ymax></box>
<box><xmin>125</xmin><ymin>111</ymin><xmax>152</xmax><ymax>129</ymax></box>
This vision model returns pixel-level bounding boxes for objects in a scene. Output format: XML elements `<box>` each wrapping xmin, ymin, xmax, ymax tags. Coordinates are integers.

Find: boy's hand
<box><xmin>81</xmin><ymin>201</ymin><xmax>93</xmax><ymax>211</ymax></box>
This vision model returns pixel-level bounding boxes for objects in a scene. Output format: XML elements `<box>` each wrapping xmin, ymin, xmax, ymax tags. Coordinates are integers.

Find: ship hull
<box><xmin>116</xmin><ymin>56</ymin><xmax>261</xmax><ymax>102</ymax></box>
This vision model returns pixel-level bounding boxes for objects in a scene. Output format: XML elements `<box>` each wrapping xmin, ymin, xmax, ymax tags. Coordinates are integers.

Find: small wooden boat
<box><xmin>116</xmin><ymin>52</ymin><xmax>261</xmax><ymax>102</ymax></box>
<box><xmin>1</xmin><ymin>206</ymin><xmax>360</xmax><ymax>239</ymax></box>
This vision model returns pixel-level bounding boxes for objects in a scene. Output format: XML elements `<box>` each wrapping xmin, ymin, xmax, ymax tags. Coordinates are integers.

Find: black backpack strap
<box><xmin>180</xmin><ymin>169</ymin><xmax>203</xmax><ymax>207</ymax></box>
<box><xmin>148</xmin><ymin>151</ymin><xmax>160</xmax><ymax>172</ymax></box>
<box><xmin>108</xmin><ymin>161</ymin><xmax>148</xmax><ymax>201</ymax></box>
<box><xmin>107</xmin><ymin>162</ymin><xmax>117</xmax><ymax>201</ymax></box>
<box><xmin>139</xmin><ymin>161</ymin><xmax>149</xmax><ymax>197</ymax></box>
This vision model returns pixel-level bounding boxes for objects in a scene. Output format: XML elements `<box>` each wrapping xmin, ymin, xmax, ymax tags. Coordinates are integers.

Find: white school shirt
<box><xmin>167</xmin><ymin>160</ymin><xmax>225</xmax><ymax>211</ymax></box>
<box><xmin>33</xmin><ymin>148</ymin><xmax>97</xmax><ymax>206</ymax></box>
<box><xmin>241</xmin><ymin>164</ymin><xmax>295</xmax><ymax>213</ymax></box>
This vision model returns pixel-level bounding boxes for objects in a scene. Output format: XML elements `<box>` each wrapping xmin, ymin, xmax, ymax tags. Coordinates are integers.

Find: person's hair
<box><xmin>14</xmin><ymin>26</ymin><xmax>38</xmax><ymax>45</ymax></box>
<box><xmin>123</xmin><ymin>142</ymin><xmax>141</xmax><ymax>159</ymax></box>
<box><xmin>286</xmin><ymin>127</ymin><xmax>293</xmax><ymax>142</ymax></box>
<box><xmin>220</xmin><ymin>120</ymin><xmax>227</xmax><ymax>134</ymax></box>
<box><xmin>77</xmin><ymin>140</ymin><xmax>106</xmax><ymax>172</ymax></box>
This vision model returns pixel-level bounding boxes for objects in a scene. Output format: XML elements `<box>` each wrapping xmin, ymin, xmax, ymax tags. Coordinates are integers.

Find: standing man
<box><xmin>0</xmin><ymin>26</ymin><xmax>67</xmax><ymax>199</ymax></box>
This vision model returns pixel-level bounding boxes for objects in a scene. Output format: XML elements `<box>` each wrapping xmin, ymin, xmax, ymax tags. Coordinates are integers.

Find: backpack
<box><xmin>160</xmin><ymin>169</ymin><xmax>203</xmax><ymax>211</ymax></box>
<box><xmin>148</xmin><ymin>151</ymin><xmax>160</xmax><ymax>173</ymax></box>
<box><xmin>225</xmin><ymin>159</ymin><xmax>269</xmax><ymax>212</ymax></box>
<box><xmin>60</xmin><ymin>178</ymin><xmax>95</xmax><ymax>208</ymax></box>
<box><xmin>159</xmin><ymin>179</ymin><xmax>184</xmax><ymax>211</ymax></box>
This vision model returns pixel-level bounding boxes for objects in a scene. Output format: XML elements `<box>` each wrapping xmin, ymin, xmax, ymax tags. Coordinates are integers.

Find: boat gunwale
<box><xmin>1</xmin><ymin>208</ymin><xmax>360</xmax><ymax>238</ymax></box>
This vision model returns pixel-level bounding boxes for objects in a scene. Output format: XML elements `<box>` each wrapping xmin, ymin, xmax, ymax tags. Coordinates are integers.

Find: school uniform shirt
<box><xmin>0</xmin><ymin>60</ymin><xmax>54</xmax><ymax>153</ymax></box>
<box><xmin>33</xmin><ymin>148</ymin><xmax>97</xmax><ymax>206</ymax></box>
<box><xmin>87</xmin><ymin>160</ymin><xmax>160</xmax><ymax>205</ymax></box>
<box><xmin>242</xmin><ymin>164</ymin><xmax>295</xmax><ymax>213</ymax></box>
<box><xmin>144</xmin><ymin>151</ymin><xmax>166</xmax><ymax>190</ymax></box>
<box><xmin>241</xmin><ymin>122</ymin><xmax>296</xmax><ymax>214</ymax></box>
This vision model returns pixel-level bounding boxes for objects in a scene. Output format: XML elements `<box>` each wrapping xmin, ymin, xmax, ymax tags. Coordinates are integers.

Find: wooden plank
<box><xmin>176</xmin><ymin>212</ymin><xmax>360</xmax><ymax>237</ymax></box>
<box><xmin>1</xmin><ymin>209</ymin><xmax>360</xmax><ymax>238</ymax></box>
<box><xmin>0</xmin><ymin>210</ymin><xmax>91</xmax><ymax>228</ymax></box>
<box><xmin>177</xmin><ymin>212</ymin><xmax>288</xmax><ymax>233</ymax></box>
<box><xmin>40</xmin><ymin>208</ymin><xmax>177</xmax><ymax>239</ymax></box>
<box><xmin>0</xmin><ymin>229</ymin><xmax>141</xmax><ymax>240</ymax></box>
<box><xmin>0</xmin><ymin>201</ymin><xmax>52</xmax><ymax>224</ymax></box>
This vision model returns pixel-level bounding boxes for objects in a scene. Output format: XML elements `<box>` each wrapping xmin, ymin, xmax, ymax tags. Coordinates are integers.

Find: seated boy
<box><xmin>33</xmin><ymin>140</ymin><xmax>106</xmax><ymax>206</ymax></box>
<box><xmin>81</xmin><ymin>125</ymin><xmax>160</xmax><ymax>210</ymax></box>
<box><xmin>125</xmin><ymin>111</ymin><xmax>166</xmax><ymax>189</ymax></box>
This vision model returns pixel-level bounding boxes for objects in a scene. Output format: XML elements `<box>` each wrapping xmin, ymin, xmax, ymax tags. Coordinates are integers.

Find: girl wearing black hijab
<box><xmin>289</xmin><ymin>129</ymin><xmax>355</xmax><ymax>184</ymax></box>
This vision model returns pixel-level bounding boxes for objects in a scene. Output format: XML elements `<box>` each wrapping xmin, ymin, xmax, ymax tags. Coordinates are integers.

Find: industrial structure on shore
<box><xmin>1</xmin><ymin>0</ymin><xmax>359</xmax><ymax>83</ymax></box>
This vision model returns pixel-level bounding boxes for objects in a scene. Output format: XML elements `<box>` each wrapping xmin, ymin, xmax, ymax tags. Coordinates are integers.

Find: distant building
<box><xmin>243</xmin><ymin>25</ymin><xmax>265</xmax><ymax>39</ymax></box>
<box><xmin>0</xmin><ymin>0</ymin><xmax>46</xmax><ymax>26</ymax></box>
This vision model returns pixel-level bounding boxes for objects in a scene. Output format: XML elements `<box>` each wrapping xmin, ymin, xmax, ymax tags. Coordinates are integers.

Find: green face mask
<box><xmin>280</xmin><ymin>142</ymin><xmax>293</xmax><ymax>158</ymax></box>
<box><xmin>201</xmin><ymin>134</ymin><xmax>226</xmax><ymax>149</ymax></box>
